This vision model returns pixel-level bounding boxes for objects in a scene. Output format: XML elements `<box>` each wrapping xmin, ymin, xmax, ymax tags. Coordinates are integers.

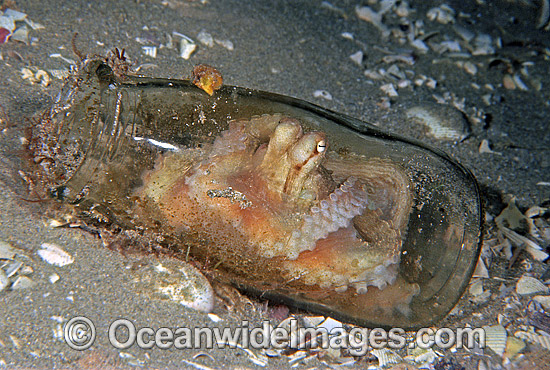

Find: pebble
<box><xmin>503</xmin><ymin>74</ymin><xmax>516</xmax><ymax>90</ymax></box>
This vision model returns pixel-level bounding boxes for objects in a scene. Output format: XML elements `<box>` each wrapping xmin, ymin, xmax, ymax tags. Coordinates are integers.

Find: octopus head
<box><xmin>256</xmin><ymin>118</ymin><xmax>334</xmax><ymax>208</ymax></box>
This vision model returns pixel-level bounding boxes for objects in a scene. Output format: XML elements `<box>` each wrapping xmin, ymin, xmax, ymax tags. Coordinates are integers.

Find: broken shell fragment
<box><xmin>504</xmin><ymin>337</ymin><xmax>525</xmax><ymax>360</ymax></box>
<box><xmin>483</xmin><ymin>325</ymin><xmax>507</xmax><ymax>356</ymax></box>
<box><xmin>372</xmin><ymin>348</ymin><xmax>403</xmax><ymax>367</ymax></box>
<box><xmin>515</xmin><ymin>330</ymin><xmax>550</xmax><ymax>350</ymax></box>
<box><xmin>534</xmin><ymin>295</ymin><xmax>550</xmax><ymax>311</ymax></box>
<box><xmin>349</xmin><ymin>51</ymin><xmax>364</xmax><ymax>66</ymax></box>
<box><xmin>426</xmin><ymin>5</ymin><xmax>455</xmax><ymax>24</ymax></box>
<box><xmin>26</xmin><ymin>59</ymin><xmax>482</xmax><ymax>328</ymax></box>
<box><xmin>516</xmin><ymin>275</ymin><xmax>549</xmax><ymax>295</ymax></box>
<box><xmin>11</xmin><ymin>276</ymin><xmax>35</xmax><ymax>290</ymax></box>
<box><xmin>0</xmin><ymin>269</ymin><xmax>8</xmax><ymax>291</ymax></box>
<box><xmin>197</xmin><ymin>30</ymin><xmax>214</xmax><ymax>47</ymax></box>
<box><xmin>172</xmin><ymin>32</ymin><xmax>196</xmax><ymax>59</ymax></box>
<box><xmin>313</xmin><ymin>89</ymin><xmax>333</xmax><ymax>100</ymax></box>
<box><xmin>0</xmin><ymin>241</ymin><xmax>17</xmax><ymax>260</ymax></box>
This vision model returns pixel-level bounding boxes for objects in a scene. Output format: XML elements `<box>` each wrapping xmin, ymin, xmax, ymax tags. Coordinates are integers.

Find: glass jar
<box><xmin>29</xmin><ymin>59</ymin><xmax>482</xmax><ymax>328</ymax></box>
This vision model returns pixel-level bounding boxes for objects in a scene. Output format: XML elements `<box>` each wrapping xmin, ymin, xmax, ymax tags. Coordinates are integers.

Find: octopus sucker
<box><xmin>139</xmin><ymin>113</ymin><xmax>414</xmax><ymax>296</ymax></box>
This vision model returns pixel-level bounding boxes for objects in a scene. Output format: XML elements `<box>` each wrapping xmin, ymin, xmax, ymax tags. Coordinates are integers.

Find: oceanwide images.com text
<box><xmin>64</xmin><ymin>317</ymin><xmax>486</xmax><ymax>354</ymax></box>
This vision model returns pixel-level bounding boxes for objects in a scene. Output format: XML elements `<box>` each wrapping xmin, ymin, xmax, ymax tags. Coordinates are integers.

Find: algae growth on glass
<box><xmin>29</xmin><ymin>60</ymin><xmax>482</xmax><ymax>328</ymax></box>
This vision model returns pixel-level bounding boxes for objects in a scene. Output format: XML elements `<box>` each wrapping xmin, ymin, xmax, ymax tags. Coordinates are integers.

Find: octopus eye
<box><xmin>316</xmin><ymin>140</ymin><xmax>327</xmax><ymax>153</ymax></box>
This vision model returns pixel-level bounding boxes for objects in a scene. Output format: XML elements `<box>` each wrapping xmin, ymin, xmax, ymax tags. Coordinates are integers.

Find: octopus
<box><xmin>140</xmin><ymin>113</ymin><xmax>414</xmax><ymax>297</ymax></box>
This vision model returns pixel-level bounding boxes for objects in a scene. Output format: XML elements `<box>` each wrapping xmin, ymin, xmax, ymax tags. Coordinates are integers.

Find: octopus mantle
<box><xmin>141</xmin><ymin>114</ymin><xmax>413</xmax><ymax>294</ymax></box>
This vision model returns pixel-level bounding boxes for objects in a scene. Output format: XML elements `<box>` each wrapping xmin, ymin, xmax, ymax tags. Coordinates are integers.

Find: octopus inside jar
<box><xmin>137</xmin><ymin>113</ymin><xmax>418</xmax><ymax>311</ymax></box>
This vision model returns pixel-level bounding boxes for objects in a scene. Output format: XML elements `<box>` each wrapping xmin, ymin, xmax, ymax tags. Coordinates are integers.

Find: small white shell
<box><xmin>197</xmin><ymin>30</ymin><xmax>214</xmax><ymax>47</ymax></box>
<box><xmin>473</xmin><ymin>257</ymin><xmax>489</xmax><ymax>278</ymax></box>
<box><xmin>157</xmin><ymin>263</ymin><xmax>214</xmax><ymax>313</ymax></box>
<box><xmin>469</xmin><ymin>279</ymin><xmax>484</xmax><ymax>296</ymax></box>
<box><xmin>479</xmin><ymin>139</ymin><xmax>500</xmax><ymax>155</ymax></box>
<box><xmin>525</xmin><ymin>206</ymin><xmax>547</xmax><ymax>218</ymax></box>
<box><xmin>513</xmin><ymin>74</ymin><xmax>529</xmax><ymax>91</ymax></box>
<box><xmin>142</xmin><ymin>46</ymin><xmax>157</xmax><ymax>58</ymax></box>
<box><xmin>37</xmin><ymin>243</ymin><xmax>74</xmax><ymax>267</ymax></box>
<box><xmin>48</xmin><ymin>69</ymin><xmax>70</xmax><ymax>80</ymax></box>
<box><xmin>313</xmin><ymin>90</ymin><xmax>332</xmax><ymax>101</ymax></box>
<box><xmin>380</xmin><ymin>83</ymin><xmax>398</xmax><ymax>97</ymax></box>
<box><xmin>172</xmin><ymin>32</ymin><xmax>197</xmax><ymax>59</ymax></box>
<box><xmin>317</xmin><ymin>317</ymin><xmax>343</xmax><ymax>332</ymax></box>
<box><xmin>349</xmin><ymin>51</ymin><xmax>364</xmax><ymax>66</ymax></box>
<box><xmin>483</xmin><ymin>324</ymin><xmax>507</xmax><ymax>356</ymax></box>
<box><xmin>472</xmin><ymin>34</ymin><xmax>495</xmax><ymax>56</ymax></box>
<box><xmin>355</xmin><ymin>6</ymin><xmax>390</xmax><ymax>38</ymax></box>
<box><xmin>406</xmin><ymin>347</ymin><xmax>439</xmax><ymax>366</ymax></box>
<box><xmin>0</xmin><ymin>241</ymin><xmax>17</xmax><ymax>260</ymax></box>
<box><xmin>427</xmin><ymin>5</ymin><xmax>455</xmax><ymax>24</ymax></box>
<box><xmin>214</xmin><ymin>39</ymin><xmax>234</xmax><ymax>51</ymax></box>
<box><xmin>207</xmin><ymin>313</ymin><xmax>221</xmax><ymax>322</ymax></box>
<box><xmin>302</xmin><ymin>315</ymin><xmax>325</xmax><ymax>328</ymax></box>
<box><xmin>341</xmin><ymin>32</ymin><xmax>354</xmax><ymax>40</ymax></box>
<box><xmin>516</xmin><ymin>275</ymin><xmax>549</xmax><ymax>295</ymax></box>
<box><xmin>180</xmin><ymin>40</ymin><xmax>196</xmax><ymax>60</ymax></box>
<box><xmin>0</xmin><ymin>269</ymin><xmax>9</xmax><ymax>291</ymax></box>
<box><xmin>464</xmin><ymin>61</ymin><xmax>478</xmax><ymax>76</ymax></box>
<box><xmin>371</xmin><ymin>348</ymin><xmax>402</xmax><ymax>367</ymax></box>
<box><xmin>49</xmin><ymin>273</ymin><xmax>60</xmax><ymax>284</ymax></box>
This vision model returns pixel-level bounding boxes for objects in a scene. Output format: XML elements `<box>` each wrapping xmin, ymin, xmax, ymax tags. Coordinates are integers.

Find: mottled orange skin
<box><xmin>140</xmin><ymin>114</ymin><xmax>413</xmax><ymax>294</ymax></box>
